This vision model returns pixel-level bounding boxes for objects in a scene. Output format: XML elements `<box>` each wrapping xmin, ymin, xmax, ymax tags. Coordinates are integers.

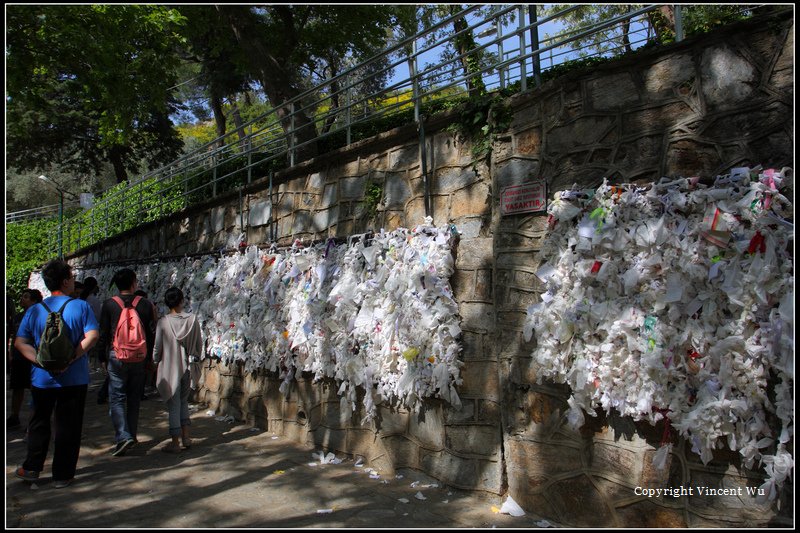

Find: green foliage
<box><xmin>363</xmin><ymin>182</ymin><xmax>383</xmax><ymax>220</ymax></box>
<box><xmin>447</xmin><ymin>93</ymin><xmax>512</xmax><ymax>167</ymax></box>
<box><xmin>6</xmin><ymin>5</ymin><xmax>187</xmax><ymax>182</ymax></box>
<box><xmin>6</xmin><ymin>218</ymin><xmax>58</xmax><ymax>299</ymax></box>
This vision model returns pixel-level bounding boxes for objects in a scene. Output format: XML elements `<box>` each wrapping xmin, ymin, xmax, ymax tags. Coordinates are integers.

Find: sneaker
<box><xmin>7</xmin><ymin>415</ymin><xmax>21</xmax><ymax>429</ymax></box>
<box><xmin>112</xmin><ymin>438</ymin><xmax>135</xmax><ymax>457</ymax></box>
<box><xmin>15</xmin><ymin>467</ymin><xmax>40</xmax><ymax>481</ymax></box>
<box><xmin>53</xmin><ymin>479</ymin><xmax>73</xmax><ymax>489</ymax></box>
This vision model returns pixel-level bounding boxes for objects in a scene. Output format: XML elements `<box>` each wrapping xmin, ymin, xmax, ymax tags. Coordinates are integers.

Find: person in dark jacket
<box><xmin>97</xmin><ymin>268</ymin><xmax>155</xmax><ymax>457</ymax></box>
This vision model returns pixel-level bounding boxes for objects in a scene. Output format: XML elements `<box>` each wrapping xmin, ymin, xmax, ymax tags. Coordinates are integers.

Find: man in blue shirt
<box><xmin>14</xmin><ymin>259</ymin><xmax>100</xmax><ymax>488</ymax></box>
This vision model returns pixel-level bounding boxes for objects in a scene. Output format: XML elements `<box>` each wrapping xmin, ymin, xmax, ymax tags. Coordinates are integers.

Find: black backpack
<box><xmin>36</xmin><ymin>299</ymin><xmax>76</xmax><ymax>372</ymax></box>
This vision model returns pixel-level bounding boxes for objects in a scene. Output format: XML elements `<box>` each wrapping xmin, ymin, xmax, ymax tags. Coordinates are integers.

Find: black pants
<box><xmin>23</xmin><ymin>385</ymin><xmax>88</xmax><ymax>481</ymax></box>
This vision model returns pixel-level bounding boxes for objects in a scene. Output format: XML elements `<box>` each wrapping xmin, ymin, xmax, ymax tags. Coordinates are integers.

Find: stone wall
<box><xmin>68</xmin><ymin>11</ymin><xmax>793</xmax><ymax>528</ymax></box>
<box><xmin>493</xmin><ymin>11</ymin><xmax>793</xmax><ymax>528</ymax></box>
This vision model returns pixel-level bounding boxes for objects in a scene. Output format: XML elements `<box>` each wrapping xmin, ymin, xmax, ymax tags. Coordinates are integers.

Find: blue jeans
<box><xmin>167</xmin><ymin>370</ymin><xmax>192</xmax><ymax>437</ymax></box>
<box><xmin>107</xmin><ymin>351</ymin><xmax>145</xmax><ymax>443</ymax></box>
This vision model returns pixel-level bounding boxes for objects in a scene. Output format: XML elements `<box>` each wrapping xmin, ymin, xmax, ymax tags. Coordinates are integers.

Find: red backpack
<box><xmin>112</xmin><ymin>295</ymin><xmax>147</xmax><ymax>363</ymax></box>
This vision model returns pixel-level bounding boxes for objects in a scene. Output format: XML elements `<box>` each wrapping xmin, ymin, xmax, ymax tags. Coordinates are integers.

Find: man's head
<box><xmin>112</xmin><ymin>268</ymin><xmax>138</xmax><ymax>292</ymax></box>
<box><xmin>41</xmin><ymin>260</ymin><xmax>75</xmax><ymax>294</ymax></box>
<box><xmin>21</xmin><ymin>289</ymin><xmax>43</xmax><ymax>309</ymax></box>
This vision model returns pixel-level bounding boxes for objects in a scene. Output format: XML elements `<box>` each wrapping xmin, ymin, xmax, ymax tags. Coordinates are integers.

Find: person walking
<box><xmin>14</xmin><ymin>260</ymin><xmax>99</xmax><ymax>488</ymax></box>
<box><xmin>8</xmin><ymin>289</ymin><xmax>43</xmax><ymax>429</ymax></box>
<box><xmin>79</xmin><ymin>277</ymin><xmax>102</xmax><ymax>371</ymax></box>
<box><xmin>97</xmin><ymin>268</ymin><xmax>156</xmax><ymax>457</ymax></box>
<box><xmin>134</xmin><ymin>289</ymin><xmax>159</xmax><ymax>400</ymax></box>
<box><xmin>153</xmin><ymin>287</ymin><xmax>203</xmax><ymax>453</ymax></box>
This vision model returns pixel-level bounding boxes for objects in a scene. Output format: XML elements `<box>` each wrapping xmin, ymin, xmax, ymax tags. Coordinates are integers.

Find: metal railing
<box><xmin>5</xmin><ymin>202</ymin><xmax>80</xmax><ymax>223</ymax></box>
<box><xmin>23</xmin><ymin>4</ymin><xmax>768</xmax><ymax>258</ymax></box>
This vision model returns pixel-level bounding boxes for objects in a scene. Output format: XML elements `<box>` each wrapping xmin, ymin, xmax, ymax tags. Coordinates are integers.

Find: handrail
<box><xmin>45</xmin><ymin>4</ymin><xmax>769</xmax><ymax>258</ymax></box>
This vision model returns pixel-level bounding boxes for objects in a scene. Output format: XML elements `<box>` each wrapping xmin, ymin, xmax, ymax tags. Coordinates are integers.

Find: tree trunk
<box><xmin>217</xmin><ymin>6</ymin><xmax>318</xmax><ymax>163</ymax></box>
<box><xmin>449</xmin><ymin>5</ymin><xmax>485</xmax><ymax>95</ymax></box>
<box><xmin>648</xmin><ymin>5</ymin><xmax>675</xmax><ymax>43</ymax></box>
<box><xmin>109</xmin><ymin>145</ymin><xmax>128</xmax><ymax>183</ymax></box>
<box><xmin>621</xmin><ymin>6</ymin><xmax>632</xmax><ymax>53</ymax></box>
<box><xmin>228</xmin><ymin>97</ymin><xmax>247</xmax><ymax>142</ymax></box>
<box><xmin>210</xmin><ymin>92</ymin><xmax>227</xmax><ymax>148</ymax></box>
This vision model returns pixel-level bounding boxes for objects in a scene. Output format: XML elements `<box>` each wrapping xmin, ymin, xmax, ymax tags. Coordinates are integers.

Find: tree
<box><xmin>540</xmin><ymin>5</ymin><xmax>760</xmax><ymax>58</ymax></box>
<box><xmin>174</xmin><ymin>6</ymin><xmax>254</xmax><ymax>147</ymax></box>
<box><xmin>6</xmin><ymin>5</ymin><xmax>187</xmax><ymax>183</ymax></box>
<box><xmin>214</xmin><ymin>5</ymin><xmax>412</xmax><ymax>163</ymax></box>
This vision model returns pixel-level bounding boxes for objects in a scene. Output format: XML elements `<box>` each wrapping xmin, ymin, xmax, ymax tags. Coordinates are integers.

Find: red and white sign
<box><xmin>501</xmin><ymin>181</ymin><xmax>547</xmax><ymax>215</ymax></box>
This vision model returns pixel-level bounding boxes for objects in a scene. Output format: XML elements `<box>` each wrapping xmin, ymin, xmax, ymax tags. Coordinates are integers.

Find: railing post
<box><xmin>345</xmin><ymin>74</ymin><xmax>352</xmax><ymax>146</ymax></box>
<box><xmin>289</xmin><ymin>102</ymin><xmax>296</xmax><ymax>167</ymax></box>
<box><xmin>518</xmin><ymin>5</ymin><xmax>527</xmax><ymax>91</ymax></box>
<box><xmin>213</xmin><ymin>151</ymin><xmax>218</xmax><ymax>198</ymax></box>
<box><xmin>408</xmin><ymin>39</ymin><xmax>420</xmax><ymax>123</ymax></box>
<box><xmin>247</xmin><ymin>150</ymin><xmax>252</xmax><ymax>184</ymax></box>
<box><xmin>674</xmin><ymin>5</ymin><xmax>684</xmax><ymax>42</ymax></box>
<box><xmin>529</xmin><ymin>4</ymin><xmax>542</xmax><ymax>87</ymax></box>
<box><xmin>497</xmin><ymin>19</ymin><xmax>505</xmax><ymax>90</ymax></box>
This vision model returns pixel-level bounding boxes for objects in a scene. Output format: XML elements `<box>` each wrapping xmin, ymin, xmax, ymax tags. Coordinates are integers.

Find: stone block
<box><xmin>547</xmin><ymin>116</ymin><xmax>616</xmax><ymax>153</ymax></box>
<box><xmin>313</xmin><ymin>427</ymin><xmax>347</xmax><ymax>453</ymax></box>
<box><xmin>588</xmin><ymin>73</ymin><xmax>640</xmax><ymax>110</ymax></box>
<box><xmin>406</xmin><ymin>197</ymin><xmax>426</xmax><ymax>226</ymax></box>
<box><xmin>340</xmin><ymin>176</ymin><xmax>366</xmax><ymax>199</ymax></box>
<box><xmin>477</xmin><ymin>400</ymin><xmax>501</xmax><ymax>423</ymax></box>
<box><xmin>431</xmin><ymin>195</ymin><xmax>449</xmax><ymax>226</ymax></box>
<box><xmin>622</xmin><ymin>102</ymin><xmax>695</xmax><ymax>133</ymax></box>
<box><xmin>665</xmin><ymin>139</ymin><xmax>722</xmax><ymax>179</ymax></box>
<box><xmin>247</xmin><ymin>200</ymin><xmax>272</xmax><ymax>226</ymax></box>
<box><xmin>474</xmin><ymin>269</ymin><xmax>492</xmax><ymax>301</ymax></box>
<box><xmin>450</xmin><ymin>269</ymin><xmax>474</xmax><ymax>302</ymax></box>
<box><xmin>381</xmin><ymin>435</ymin><xmax>419</xmax><ymax>469</ymax></box>
<box><xmin>588</xmin><ymin>441</ymin><xmax>641</xmax><ymax>481</ymax></box>
<box><xmin>308</xmin><ymin>171</ymin><xmax>325</xmax><ymax>190</ymax></box>
<box><xmin>458</xmin><ymin>302</ymin><xmax>494</xmax><ymax>334</ymax></box>
<box><xmin>614</xmin><ymin>134</ymin><xmax>663</xmax><ymax>172</ymax></box>
<box><xmin>420</xmin><ymin>450</ymin><xmax>503</xmax><ymax>493</ymax></box>
<box><xmin>644</xmin><ymin>54</ymin><xmax>694</xmax><ymax>94</ymax></box>
<box><xmin>347</xmin><ymin>428</ymin><xmax>379</xmax><ymax>457</ymax></box>
<box><xmin>312</xmin><ymin>206</ymin><xmax>339</xmax><ymax>232</ymax></box>
<box><xmin>375</xmin><ymin>405</ymin><xmax>410</xmax><ymax>435</ymax></box>
<box><xmin>444</xmin><ymin>400</ymin><xmax>475</xmax><ymax>423</ymax></box>
<box><xmin>550</xmin><ymin>474</ymin><xmax>617</xmax><ymax>527</ymax></box>
<box><xmin>389</xmin><ymin>145</ymin><xmax>419</xmax><ymax>170</ymax></box>
<box><xmin>451</xmin><ymin>183</ymin><xmax>491</xmax><ymax>218</ymax></box>
<box><xmin>453</xmin><ymin>217</ymin><xmax>482</xmax><ymax>239</ymax></box>
<box><xmin>445</xmin><ymin>424</ymin><xmax>501</xmax><ymax>458</ymax></box>
<box><xmin>454</xmin><ymin>238</ymin><xmax>493</xmax><ymax>269</ymax></box>
<box><xmin>384</xmin><ymin>174</ymin><xmax>411</xmax><ymax>209</ymax></box>
<box><xmin>701</xmin><ymin>45</ymin><xmax>756</xmax><ymax>108</ymax></box>
<box><xmin>321</xmin><ymin>183</ymin><xmax>337</xmax><ymax>208</ymax></box>
<box><xmin>506</xmin><ymin>437</ymin><xmax>582</xmax><ymax>487</ymax></box>
<box><xmin>496</xmin><ymin>159</ymin><xmax>539</xmax><ymax>189</ymax></box>
<box><xmin>283</xmin><ymin>420</ymin><xmax>309</xmax><ymax>442</ymax></box>
<box><xmin>459</xmin><ymin>360</ymin><xmax>499</xmax><ymax>399</ymax></box>
<box><xmin>432</xmin><ymin>133</ymin><xmax>461</xmax><ymax>167</ymax></box>
<box><xmin>322</xmin><ymin>399</ymin><xmax>353</xmax><ymax>429</ymax></box>
<box><xmin>515</xmin><ymin>127</ymin><xmax>542</xmax><ymax>156</ymax></box>
<box><xmin>615</xmin><ymin>500</ymin><xmax>687</xmax><ymax>528</ymax></box>
<box><xmin>459</xmin><ymin>331</ymin><xmax>485</xmax><ymax>361</ymax></box>
<box><xmin>408</xmin><ymin>403</ymin><xmax>445</xmax><ymax>449</ymax></box>
<box><xmin>434</xmin><ymin>167</ymin><xmax>478</xmax><ymax>194</ymax></box>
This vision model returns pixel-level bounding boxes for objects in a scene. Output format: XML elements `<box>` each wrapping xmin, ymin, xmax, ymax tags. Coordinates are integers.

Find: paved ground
<box><xmin>6</xmin><ymin>369</ymin><xmax>560</xmax><ymax>529</ymax></box>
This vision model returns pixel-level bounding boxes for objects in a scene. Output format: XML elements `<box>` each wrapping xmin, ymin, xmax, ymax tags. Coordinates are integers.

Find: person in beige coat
<box><xmin>153</xmin><ymin>287</ymin><xmax>203</xmax><ymax>453</ymax></box>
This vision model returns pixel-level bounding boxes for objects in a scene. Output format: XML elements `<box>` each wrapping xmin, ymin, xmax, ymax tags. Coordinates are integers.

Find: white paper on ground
<box><xmin>499</xmin><ymin>495</ymin><xmax>525</xmax><ymax>516</ymax></box>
